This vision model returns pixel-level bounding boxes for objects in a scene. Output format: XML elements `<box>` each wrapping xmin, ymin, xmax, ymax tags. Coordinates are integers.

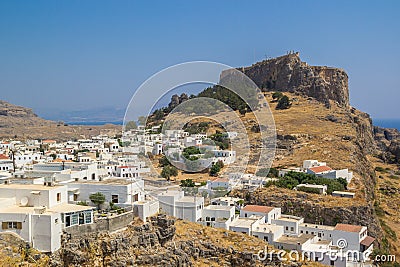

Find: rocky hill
<box><xmin>0</xmin><ymin>100</ymin><xmax>53</xmax><ymax>128</ymax></box>
<box><xmin>49</xmin><ymin>214</ymin><xmax>322</xmax><ymax>267</ymax></box>
<box><xmin>0</xmin><ymin>100</ymin><xmax>121</xmax><ymax>141</ymax></box>
<box><xmin>230</xmin><ymin>52</ymin><xmax>349</xmax><ymax>108</ymax></box>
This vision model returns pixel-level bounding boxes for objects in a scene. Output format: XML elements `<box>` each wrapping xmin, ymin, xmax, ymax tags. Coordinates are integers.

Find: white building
<box><xmin>0</xmin><ymin>183</ymin><xmax>93</xmax><ymax>252</ymax></box>
<box><xmin>272</xmin><ymin>215</ymin><xmax>304</xmax><ymax>236</ymax></box>
<box><xmin>229</xmin><ymin>215</ymin><xmax>264</xmax><ymax>235</ymax></box>
<box><xmin>202</xmin><ymin>205</ymin><xmax>236</xmax><ymax>229</ymax></box>
<box><xmin>157</xmin><ymin>190</ymin><xmax>204</xmax><ymax>222</ymax></box>
<box><xmin>295</xmin><ymin>184</ymin><xmax>328</xmax><ymax>195</ymax></box>
<box><xmin>133</xmin><ymin>198</ymin><xmax>159</xmax><ymax>222</ymax></box>
<box><xmin>0</xmin><ymin>154</ymin><xmax>13</xmax><ymax>172</ymax></box>
<box><xmin>67</xmin><ymin>178</ymin><xmax>145</xmax><ymax>208</ymax></box>
<box><xmin>210</xmin><ymin>196</ymin><xmax>243</xmax><ymax>208</ymax></box>
<box><xmin>240</xmin><ymin>205</ymin><xmax>281</xmax><ymax>224</ymax></box>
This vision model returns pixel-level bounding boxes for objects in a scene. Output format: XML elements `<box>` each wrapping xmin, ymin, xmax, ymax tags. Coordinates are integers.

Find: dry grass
<box><xmin>369</xmin><ymin>156</ymin><xmax>400</xmax><ymax>260</ymax></box>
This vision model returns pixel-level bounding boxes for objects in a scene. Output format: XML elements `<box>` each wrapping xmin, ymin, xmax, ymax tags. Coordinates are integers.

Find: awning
<box><xmin>360</xmin><ymin>236</ymin><xmax>375</xmax><ymax>247</ymax></box>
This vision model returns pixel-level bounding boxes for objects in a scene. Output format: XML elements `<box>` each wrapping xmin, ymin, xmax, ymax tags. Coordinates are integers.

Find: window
<box><xmin>112</xmin><ymin>195</ymin><xmax>119</xmax><ymax>204</ymax></box>
<box><xmin>285</xmin><ymin>226</ymin><xmax>288</xmax><ymax>230</ymax></box>
<box><xmin>71</xmin><ymin>214</ymin><xmax>79</xmax><ymax>225</ymax></box>
<box><xmin>55</xmin><ymin>218</ymin><xmax>59</xmax><ymax>224</ymax></box>
<box><xmin>57</xmin><ymin>193</ymin><xmax>61</xmax><ymax>202</ymax></box>
<box><xmin>300</xmin><ymin>230</ymin><xmax>303</xmax><ymax>233</ymax></box>
<box><xmin>2</xmin><ymin>222</ymin><xmax>22</xmax><ymax>229</ymax></box>
<box><xmin>211</xmin><ymin>217</ymin><xmax>215</xmax><ymax>221</ymax></box>
<box><xmin>290</xmin><ymin>227</ymin><xmax>294</xmax><ymax>231</ymax></box>
<box><xmin>206</xmin><ymin>217</ymin><xmax>210</xmax><ymax>221</ymax></box>
<box><xmin>264</xmin><ymin>236</ymin><xmax>269</xmax><ymax>242</ymax></box>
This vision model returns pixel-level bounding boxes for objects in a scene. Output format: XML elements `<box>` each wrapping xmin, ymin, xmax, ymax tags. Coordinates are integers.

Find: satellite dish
<box><xmin>20</xmin><ymin>197</ymin><xmax>29</xmax><ymax>207</ymax></box>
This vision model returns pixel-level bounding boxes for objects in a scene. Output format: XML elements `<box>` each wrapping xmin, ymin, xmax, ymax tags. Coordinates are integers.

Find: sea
<box><xmin>68</xmin><ymin>119</ymin><xmax>400</xmax><ymax>130</ymax></box>
<box><xmin>373</xmin><ymin>119</ymin><xmax>400</xmax><ymax>131</ymax></box>
<box><xmin>66</xmin><ymin>121</ymin><xmax>124</xmax><ymax>126</ymax></box>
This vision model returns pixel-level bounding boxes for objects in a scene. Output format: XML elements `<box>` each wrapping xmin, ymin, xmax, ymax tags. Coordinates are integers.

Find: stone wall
<box><xmin>64</xmin><ymin>211</ymin><xmax>135</xmax><ymax>235</ymax></box>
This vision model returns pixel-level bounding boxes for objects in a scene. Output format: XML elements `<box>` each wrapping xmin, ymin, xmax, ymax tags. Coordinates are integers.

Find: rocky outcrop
<box><xmin>0</xmin><ymin>100</ymin><xmax>38</xmax><ymax>118</ymax></box>
<box><xmin>0</xmin><ymin>100</ymin><xmax>53</xmax><ymax>129</ymax></box>
<box><xmin>374</xmin><ymin>126</ymin><xmax>400</xmax><ymax>163</ymax></box>
<box><xmin>50</xmin><ymin>214</ymin><xmax>304</xmax><ymax>267</ymax></box>
<box><xmin>237</xmin><ymin>53</ymin><xmax>349</xmax><ymax>108</ymax></box>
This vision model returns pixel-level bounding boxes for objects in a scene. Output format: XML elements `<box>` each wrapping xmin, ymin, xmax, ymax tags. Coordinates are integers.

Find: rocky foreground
<box><xmin>46</xmin><ymin>214</ymin><xmax>322</xmax><ymax>267</ymax></box>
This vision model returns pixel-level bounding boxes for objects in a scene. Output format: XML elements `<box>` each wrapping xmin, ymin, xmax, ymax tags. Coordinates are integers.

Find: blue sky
<box><xmin>0</xmin><ymin>0</ymin><xmax>399</xmax><ymax>119</ymax></box>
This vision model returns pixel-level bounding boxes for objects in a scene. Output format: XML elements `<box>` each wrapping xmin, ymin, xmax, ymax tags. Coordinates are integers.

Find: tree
<box><xmin>158</xmin><ymin>155</ymin><xmax>171</xmax><ymax>167</ymax></box>
<box><xmin>210</xmin><ymin>161</ymin><xmax>224</xmax><ymax>176</ymax></box>
<box><xmin>154</xmin><ymin>109</ymin><xmax>164</xmax><ymax>120</ymax></box>
<box><xmin>276</xmin><ymin>95</ymin><xmax>291</xmax><ymax>110</ymax></box>
<box><xmin>180</xmin><ymin>179</ymin><xmax>195</xmax><ymax>187</ymax></box>
<box><xmin>161</xmin><ymin>165</ymin><xmax>178</xmax><ymax>181</ymax></box>
<box><xmin>89</xmin><ymin>192</ymin><xmax>106</xmax><ymax>210</ymax></box>
<box><xmin>272</xmin><ymin>92</ymin><xmax>283</xmax><ymax>100</ymax></box>
<box><xmin>125</xmin><ymin>121</ymin><xmax>138</xmax><ymax>130</ymax></box>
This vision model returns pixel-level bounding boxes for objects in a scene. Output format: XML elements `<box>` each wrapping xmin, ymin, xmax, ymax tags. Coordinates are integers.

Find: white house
<box><xmin>303</xmin><ymin>160</ymin><xmax>327</xmax><ymax>169</ymax></box>
<box><xmin>157</xmin><ymin>190</ymin><xmax>204</xmax><ymax>222</ymax></box>
<box><xmin>67</xmin><ymin>178</ymin><xmax>145</xmax><ymax>208</ymax></box>
<box><xmin>332</xmin><ymin>191</ymin><xmax>355</xmax><ymax>198</ymax></box>
<box><xmin>0</xmin><ymin>154</ymin><xmax>13</xmax><ymax>172</ymax></box>
<box><xmin>210</xmin><ymin>196</ymin><xmax>243</xmax><ymax>208</ymax></box>
<box><xmin>252</xmin><ymin>223</ymin><xmax>284</xmax><ymax>243</ymax></box>
<box><xmin>240</xmin><ymin>205</ymin><xmax>281</xmax><ymax>224</ymax></box>
<box><xmin>133</xmin><ymin>198</ymin><xmax>159</xmax><ymax>222</ymax></box>
<box><xmin>271</xmin><ymin>215</ymin><xmax>304</xmax><ymax>236</ymax></box>
<box><xmin>294</xmin><ymin>184</ymin><xmax>328</xmax><ymax>195</ymax></box>
<box><xmin>201</xmin><ymin>205</ymin><xmax>237</xmax><ymax>229</ymax></box>
<box><xmin>0</xmin><ymin>183</ymin><xmax>94</xmax><ymax>252</ymax></box>
<box><xmin>229</xmin><ymin>215</ymin><xmax>264</xmax><ymax>235</ymax></box>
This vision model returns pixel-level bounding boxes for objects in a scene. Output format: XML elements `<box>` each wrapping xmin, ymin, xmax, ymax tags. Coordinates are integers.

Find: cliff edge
<box><xmin>237</xmin><ymin>52</ymin><xmax>349</xmax><ymax>108</ymax></box>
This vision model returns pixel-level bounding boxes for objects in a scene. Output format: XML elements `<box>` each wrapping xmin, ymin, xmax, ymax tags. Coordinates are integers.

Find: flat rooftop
<box><xmin>276</xmin><ymin>215</ymin><xmax>303</xmax><ymax>222</ymax></box>
<box><xmin>204</xmin><ymin>205</ymin><xmax>234</xmax><ymax>211</ymax></box>
<box><xmin>300</xmin><ymin>223</ymin><xmax>335</xmax><ymax>231</ymax></box>
<box><xmin>157</xmin><ymin>190</ymin><xmax>183</xmax><ymax>197</ymax></box>
<box><xmin>253</xmin><ymin>223</ymin><xmax>284</xmax><ymax>233</ymax></box>
<box><xmin>229</xmin><ymin>216</ymin><xmax>262</xmax><ymax>228</ymax></box>
<box><xmin>176</xmin><ymin>196</ymin><xmax>203</xmax><ymax>203</ymax></box>
<box><xmin>0</xmin><ymin>183</ymin><xmax>64</xmax><ymax>190</ymax></box>
<box><xmin>70</xmin><ymin>178</ymin><xmax>138</xmax><ymax>185</ymax></box>
<box><xmin>276</xmin><ymin>234</ymin><xmax>315</xmax><ymax>245</ymax></box>
<box><xmin>0</xmin><ymin>205</ymin><xmax>56</xmax><ymax>215</ymax></box>
<box><xmin>48</xmin><ymin>203</ymin><xmax>94</xmax><ymax>213</ymax></box>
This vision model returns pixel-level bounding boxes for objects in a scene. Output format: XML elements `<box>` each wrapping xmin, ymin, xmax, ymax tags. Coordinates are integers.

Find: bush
<box><xmin>272</xmin><ymin>92</ymin><xmax>283</xmax><ymax>100</ymax></box>
<box><xmin>276</xmin><ymin>95</ymin><xmax>291</xmax><ymax>110</ymax></box>
<box><xmin>180</xmin><ymin>179</ymin><xmax>195</xmax><ymax>187</ymax></box>
<box><xmin>89</xmin><ymin>192</ymin><xmax>106</xmax><ymax>209</ymax></box>
<box><xmin>296</xmin><ymin>186</ymin><xmax>321</xmax><ymax>194</ymax></box>
<box><xmin>158</xmin><ymin>156</ymin><xmax>171</xmax><ymax>167</ymax></box>
<box><xmin>210</xmin><ymin>161</ymin><xmax>224</xmax><ymax>176</ymax></box>
<box><xmin>375</xmin><ymin>166</ymin><xmax>387</xmax><ymax>173</ymax></box>
<box><xmin>161</xmin><ymin>165</ymin><xmax>178</xmax><ymax>181</ymax></box>
<box><xmin>267</xmin><ymin>171</ymin><xmax>346</xmax><ymax>194</ymax></box>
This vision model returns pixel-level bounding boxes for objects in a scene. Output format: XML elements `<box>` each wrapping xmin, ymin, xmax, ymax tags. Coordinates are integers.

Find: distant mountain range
<box><xmin>38</xmin><ymin>107</ymin><xmax>125</xmax><ymax>125</ymax></box>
